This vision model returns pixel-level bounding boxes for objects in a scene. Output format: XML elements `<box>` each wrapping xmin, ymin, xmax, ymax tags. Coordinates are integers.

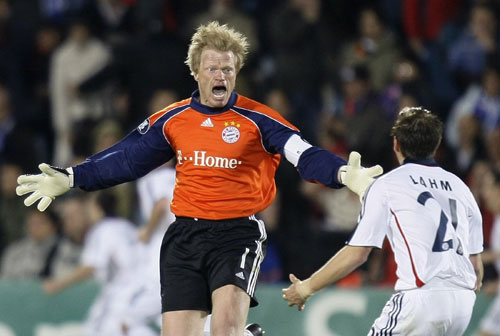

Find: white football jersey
<box><xmin>136</xmin><ymin>166</ymin><xmax>176</xmax><ymax>281</ymax></box>
<box><xmin>349</xmin><ymin>161</ymin><xmax>483</xmax><ymax>291</ymax></box>
<box><xmin>81</xmin><ymin>217</ymin><xmax>138</xmax><ymax>286</ymax></box>
<box><xmin>137</xmin><ymin>166</ymin><xmax>176</xmax><ymax>235</ymax></box>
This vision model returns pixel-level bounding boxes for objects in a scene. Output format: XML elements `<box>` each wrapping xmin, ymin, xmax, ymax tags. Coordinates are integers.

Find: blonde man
<box><xmin>17</xmin><ymin>21</ymin><xmax>382</xmax><ymax>336</ymax></box>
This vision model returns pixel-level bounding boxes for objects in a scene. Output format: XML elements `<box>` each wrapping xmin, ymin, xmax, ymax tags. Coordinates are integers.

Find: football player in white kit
<box><xmin>120</xmin><ymin>164</ymin><xmax>178</xmax><ymax>336</ymax></box>
<box><xmin>120</xmin><ymin>164</ymin><xmax>212</xmax><ymax>336</ymax></box>
<box><xmin>43</xmin><ymin>191</ymin><xmax>139</xmax><ymax>336</ymax></box>
<box><xmin>283</xmin><ymin>107</ymin><xmax>484</xmax><ymax>336</ymax></box>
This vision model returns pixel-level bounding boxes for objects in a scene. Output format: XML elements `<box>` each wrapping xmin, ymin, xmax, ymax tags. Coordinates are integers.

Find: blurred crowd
<box><xmin>0</xmin><ymin>0</ymin><xmax>500</xmax><ymax>301</ymax></box>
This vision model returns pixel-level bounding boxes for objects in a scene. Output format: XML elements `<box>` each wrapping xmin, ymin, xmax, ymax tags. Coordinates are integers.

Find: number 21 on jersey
<box><xmin>417</xmin><ymin>191</ymin><xmax>464</xmax><ymax>255</ymax></box>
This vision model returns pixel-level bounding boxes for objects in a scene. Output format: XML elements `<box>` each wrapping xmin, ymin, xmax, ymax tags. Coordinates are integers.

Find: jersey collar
<box><xmin>403</xmin><ymin>157</ymin><xmax>439</xmax><ymax>167</ymax></box>
<box><xmin>189</xmin><ymin>90</ymin><xmax>238</xmax><ymax>114</ymax></box>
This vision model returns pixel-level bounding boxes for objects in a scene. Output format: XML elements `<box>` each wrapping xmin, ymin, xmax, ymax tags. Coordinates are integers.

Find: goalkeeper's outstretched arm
<box><xmin>16</xmin><ymin>123</ymin><xmax>174</xmax><ymax>212</ymax></box>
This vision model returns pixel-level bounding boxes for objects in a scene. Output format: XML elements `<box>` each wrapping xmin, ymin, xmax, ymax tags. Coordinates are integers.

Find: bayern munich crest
<box><xmin>222</xmin><ymin>126</ymin><xmax>240</xmax><ymax>143</ymax></box>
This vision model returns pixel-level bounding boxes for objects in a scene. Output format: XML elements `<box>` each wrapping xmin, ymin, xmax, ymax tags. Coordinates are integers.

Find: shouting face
<box><xmin>194</xmin><ymin>48</ymin><xmax>236</xmax><ymax>108</ymax></box>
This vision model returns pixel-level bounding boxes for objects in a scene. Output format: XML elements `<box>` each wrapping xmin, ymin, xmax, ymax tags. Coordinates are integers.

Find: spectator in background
<box><xmin>44</xmin><ymin>196</ymin><xmax>84</xmax><ymax>280</ymax></box>
<box><xmin>300</xmin><ymin>175</ymin><xmax>363</xmax><ymax>287</ymax></box>
<box><xmin>56</xmin><ymin>193</ymin><xmax>90</xmax><ymax>247</ymax></box>
<box><xmin>448</xmin><ymin>2</ymin><xmax>500</xmax><ymax>92</ymax></box>
<box><xmin>402</xmin><ymin>0</ymin><xmax>462</xmax><ymax>57</ymax></box>
<box><xmin>261</xmin><ymin>88</ymin><xmax>305</xmax><ymax>281</ymax></box>
<box><xmin>23</xmin><ymin>22</ymin><xmax>63</xmax><ymax>164</ymax></box>
<box><xmin>90</xmin><ymin>119</ymin><xmax>136</xmax><ymax>219</ymax></box>
<box><xmin>43</xmin><ymin>190</ymin><xmax>139</xmax><ymax>336</ymax></box>
<box><xmin>486</xmin><ymin>127</ymin><xmax>500</xmax><ymax>174</ymax></box>
<box><xmin>448</xmin><ymin>114</ymin><xmax>486</xmax><ymax>179</ymax></box>
<box><xmin>401</xmin><ymin>0</ymin><xmax>463</xmax><ymax>112</ymax></box>
<box><xmin>148</xmin><ymin>89</ymin><xmax>180</xmax><ymax>114</ymax></box>
<box><xmin>331</xmin><ymin>65</ymin><xmax>394</xmax><ymax>169</ymax></box>
<box><xmin>9</xmin><ymin>192</ymin><xmax>90</xmax><ymax>281</ymax></box>
<box><xmin>0</xmin><ymin>209</ymin><xmax>59</xmax><ymax>280</ymax></box>
<box><xmin>91</xmin><ymin>119</ymin><xmax>124</xmax><ymax>153</ymax></box>
<box><xmin>49</xmin><ymin>19</ymin><xmax>111</xmax><ymax>166</ymax></box>
<box><xmin>0</xmin><ymin>0</ymin><xmax>33</xmax><ymax>117</ymax></box>
<box><xmin>380</xmin><ymin>53</ymin><xmax>436</xmax><ymax>119</ymax></box>
<box><xmin>445</xmin><ymin>62</ymin><xmax>500</xmax><ymax>177</ymax></box>
<box><xmin>300</xmin><ymin>179</ymin><xmax>361</xmax><ymax>248</ymax></box>
<box><xmin>80</xmin><ymin>0</ymin><xmax>137</xmax><ymax>45</ymax></box>
<box><xmin>0</xmin><ymin>161</ymin><xmax>27</xmax><ymax>252</ymax></box>
<box><xmin>339</xmin><ymin>6</ymin><xmax>401</xmax><ymax>92</ymax></box>
<box><xmin>265</xmin><ymin>0</ymin><xmax>337</xmax><ymax>144</ymax></box>
<box><xmin>298</xmin><ymin>114</ymin><xmax>362</xmax><ymax>286</ymax></box>
<box><xmin>0</xmin><ymin>84</ymin><xmax>14</xmax><ymax>159</ymax></box>
<box><xmin>0</xmin><ymin>82</ymin><xmax>46</xmax><ymax>170</ymax></box>
<box><xmin>38</xmin><ymin>0</ymin><xmax>86</xmax><ymax>25</ymax></box>
<box><xmin>257</xmin><ymin>190</ymin><xmax>284</xmax><ymax>284</ymax></box>
<box><xmin>75</xmin><ymin>21</ymin><xmax>191</xmax><ymax>129</ymax></box>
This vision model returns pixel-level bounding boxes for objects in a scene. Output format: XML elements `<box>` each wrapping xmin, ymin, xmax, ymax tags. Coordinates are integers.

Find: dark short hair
<box><xmin>390</xmin><ymin>107</ymin><xmax>443</xmax><ymax>159</ymax></box>
<box><xmin>96</xmin><ymin>190</ymin><xmax>118</xmax><ymax>217</ymax></box>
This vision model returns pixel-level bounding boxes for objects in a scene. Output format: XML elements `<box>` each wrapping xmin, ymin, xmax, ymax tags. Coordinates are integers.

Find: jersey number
<box><xmin>417</xmin><ymin>191</ymin><xmax>463</xmax><ymax>255</ymax></box>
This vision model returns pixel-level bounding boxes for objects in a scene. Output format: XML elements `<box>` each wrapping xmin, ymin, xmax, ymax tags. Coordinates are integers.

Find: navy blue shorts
<box><xmin>160</xmin><ymin>216</ymin><xmax>267</xmax><ymax>313</ymax></box>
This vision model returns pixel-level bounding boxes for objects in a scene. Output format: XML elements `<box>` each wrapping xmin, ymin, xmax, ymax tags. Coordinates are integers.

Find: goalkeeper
<box><xmin>16</xmin><ymin>21</ymin><xmax>382</xmax><ymax>336</ymax></box>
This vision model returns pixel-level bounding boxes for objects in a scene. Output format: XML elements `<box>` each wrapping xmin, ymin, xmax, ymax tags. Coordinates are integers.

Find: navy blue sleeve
<box><xmin>232</xmin><ymin>106</ymin><xmax>300</xmax><ymax>154</ymax></box>
<box><xmin>233</xmin><ymin>107</ymin><xmax>346</xmax><ymax>188</ymax></box>
<box><xmin>261</xmin><ymin>125</ymin><xmax>300</xmax><ymax>155</ymax></box>
<box><xmin>248</xmin><ymin>116</ymin><xmax>346</xmax><ymax>188</ymax></box>
<box><xmin>296</xmin><ymin>147</ymin><xmax>346</xmax><ymax>189</ymax></box>
<box><xmin>72</xmin><ymin>122</ymin><xmax>174</xmax><ymax>191</ymax></box>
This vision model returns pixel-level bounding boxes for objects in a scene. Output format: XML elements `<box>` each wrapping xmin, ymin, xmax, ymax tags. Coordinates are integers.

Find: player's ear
<box><xmin>393</xmin><ymin>137</ymin><xmax>399</xmax><ymax>153</ymax></box>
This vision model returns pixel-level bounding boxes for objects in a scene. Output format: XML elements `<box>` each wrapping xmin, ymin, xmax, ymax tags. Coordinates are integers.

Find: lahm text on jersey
<box><xmin>409</xmin><ymin>175</ymin><xmax>452</xmax><ymax>191</ymax></box>
<box><xmin>177</xmin><ymin>150</ymin><xmax>242</xmax><ymax>169</ymax></box>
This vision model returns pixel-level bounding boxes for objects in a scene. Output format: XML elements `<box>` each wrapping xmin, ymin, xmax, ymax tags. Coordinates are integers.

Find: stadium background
<box><xmin>0</xmin><ymin>0</ymin><xmax>499</xmax><ymax>335</ymax></box>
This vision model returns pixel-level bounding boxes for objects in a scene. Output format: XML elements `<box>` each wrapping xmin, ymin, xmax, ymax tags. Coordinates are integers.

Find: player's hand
<box><xmin>138</xmin><ymin>226</ymin><xmax>153</xmax><ymax>243</ymax></box>
<box><xmin>282</xmin><ymin>274</ymin><xmax>313</xmax><ymax>311</ymax></box>
<box><xmin>43</xmin><ymin>279</ymin><xmax>64</xmax><ymax>295</ymax></box>
<box><xmin>342</xmin><ymin>151</ymin><xmax>383</xmax><ymax>202</ymax></box>
<box><xmin>16</xmin><ymin>163</ymin><xmax>72</xmax><ymax>212</ymax></box>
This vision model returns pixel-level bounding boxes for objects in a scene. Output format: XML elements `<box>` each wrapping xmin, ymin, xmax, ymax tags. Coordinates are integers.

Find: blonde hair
<box><xmin>185</xmin><ymin>21</ymin><xmax>249</xmax><ymax>77</ymax></box>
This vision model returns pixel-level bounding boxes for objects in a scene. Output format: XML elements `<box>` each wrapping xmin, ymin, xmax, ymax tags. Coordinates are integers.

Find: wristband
<box><xmin>339</xmin><ymin>165</ymin><xmax>347</xmax><ymax>185</ymax></box>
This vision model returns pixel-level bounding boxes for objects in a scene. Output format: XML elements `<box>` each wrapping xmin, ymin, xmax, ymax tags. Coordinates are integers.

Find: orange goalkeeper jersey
<box><xmin>151</xmin><ymin>92</ymin><xmax>298</xmax><ymax>219</ymax></box>
<box><xmin>73</xmin><ymin>91</ymin><xmax>346</xmax><ymax>220</ymax></box>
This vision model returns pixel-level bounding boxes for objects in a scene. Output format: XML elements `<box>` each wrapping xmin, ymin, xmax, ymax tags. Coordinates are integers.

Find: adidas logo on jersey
<box><xmin>235</xmin><ymin>271</ymin><xmax>245</xmax><ymax>280</ymax></box>
<box><xmin>201</xmin><ymin>118</ymin><xmax>214</xmax><ymax>127</ymax></box>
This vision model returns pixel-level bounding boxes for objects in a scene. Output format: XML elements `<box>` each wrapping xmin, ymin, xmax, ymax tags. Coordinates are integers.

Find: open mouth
<box><xmin>212</xmin><ymin>86</ymin><xmax>227</xmax><ymax>98</ymax></box>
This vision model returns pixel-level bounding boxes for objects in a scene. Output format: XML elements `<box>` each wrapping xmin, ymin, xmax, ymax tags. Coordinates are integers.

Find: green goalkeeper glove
<box><xmin>16</xmin><ymin>163</ymin><xmax>73</xmax><ymax>212</ymax></box>
<box><xmin>341</xmin><ymin>151</ymin><xmax>383</xmax><ymax>202</ymax></box>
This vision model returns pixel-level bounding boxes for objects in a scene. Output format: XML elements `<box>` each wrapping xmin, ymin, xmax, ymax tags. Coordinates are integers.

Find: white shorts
<box><xmin>369</xmin><ymin>288</ymin><xmax>476</xmax><ymax>336</ymax></box>
<box><xmin>480</xmin><ymin>292</ymin><xmax>500</xmax><ymax>335</ymax></box>
<box><xmin>84</xmin><ymin>287</ymin><xmax>134</xmax><ymax>336</ymax></box>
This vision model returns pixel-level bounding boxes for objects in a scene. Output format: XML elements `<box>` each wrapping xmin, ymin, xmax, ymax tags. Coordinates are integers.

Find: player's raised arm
<box><xmin>282</xmin><ymin>133</ymin><xmax>383</xmax><ymax>199</ymax></box>
<box><xmin>282</xmin><ymin>245</ymin><xmax>373</xmax><ymax>311</ymax></box>
<box><xmin>16</xmin><ymin>119</ymin><xmax>175</xmax><ymax>211</ymax></box>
